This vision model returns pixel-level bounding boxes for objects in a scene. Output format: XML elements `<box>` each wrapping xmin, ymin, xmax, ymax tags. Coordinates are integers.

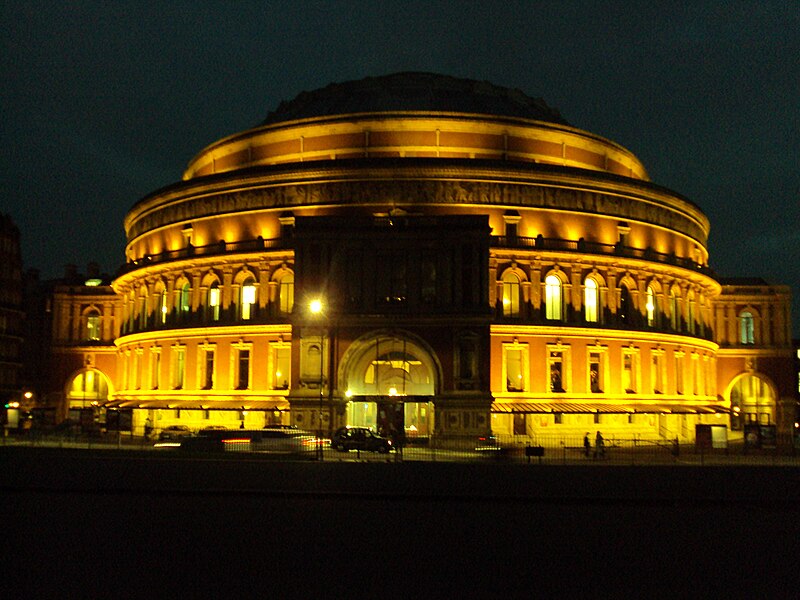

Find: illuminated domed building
<box><xmin>86</xmin><ymin>73</ymin><xmax>793</xmax><ymax>444</ymax></box>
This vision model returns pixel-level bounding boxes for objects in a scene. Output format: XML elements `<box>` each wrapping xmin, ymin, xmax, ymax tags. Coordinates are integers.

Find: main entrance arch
<box><xmin>728</xmin><ymin>373</ymin><xmax>776</xmax><ymax>429</ymax></box>
<box><xmin>339</xmin><ymin>331</ymin><xmax>440</xmax><ymax>437</ymax></box>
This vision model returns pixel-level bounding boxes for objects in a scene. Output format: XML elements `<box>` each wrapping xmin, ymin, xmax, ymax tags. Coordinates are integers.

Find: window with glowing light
<box><xmin>503</xmin><ymin>344</ymin><xmax>528</xmax><ymax>392</ymax></box>
<box><xmin>502</xmin><ymin>271</ymin><xmax>521</xmax><ymax>317</ymax></box>
<box><xmin>159</xmin><ymin>290</ymin><xmax>168</xmax><ymax>324</ymax></box>
<box><xmin>208</xmin><ymin>283</ymin><xmax>220</xmax><ymax>321</ymax></box>
<box><xmin>545</xmin><ymin>274</ymin><xmax>562</xmax><ymax>321</ymax></box>
<box><xmin>86</xmin><ymin>310</ymin><xmax>101</xmax><ymax>341</ymax></box>
<box><xmin>739</xmin><ymin>311</ymin><xmax>755</xmax><ymax>345</ymax></box>
<box><xmin>584</xmin><ymin>277</ymin><xmax>599</xmax><ymax>323</ymax></box>
<box><xmin>646</xmin><ymin>285</ymin><xmax>657</xmax><ymax>327</ymax></box>
<box><xmin>240</xmin><ymin>279</ymin><xmax>256</xmax><ymax>320</ymax></box>
<box><xmin>272</xmin><ymin>345</ymin><xmax>290</xmax><ymax>390</ymax></box>
<box><xmin>179</xmin><ymin>283</ymin><xmax>191</xmax><ymax>315</ymax></box>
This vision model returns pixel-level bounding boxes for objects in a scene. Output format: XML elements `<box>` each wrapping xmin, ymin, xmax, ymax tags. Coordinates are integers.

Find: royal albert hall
<box><xmin>107</xmin><ymin>73</ymin><xmax>793</xmax><ymax>443</ymax></box>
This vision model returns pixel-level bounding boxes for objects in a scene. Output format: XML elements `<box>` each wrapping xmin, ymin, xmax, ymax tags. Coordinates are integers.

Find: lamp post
<box><xmin>309</xmin><ymin>298</ymin><xmax>325</xmax><ymax>460</ymax></box>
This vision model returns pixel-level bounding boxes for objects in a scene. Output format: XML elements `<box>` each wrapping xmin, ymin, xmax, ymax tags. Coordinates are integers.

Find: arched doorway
<box><xmin>65</xmin><ymin>368</ymin><xmax>113</xmax><ymax>429</ymax></box>
<box><xmin>729</xmin><ymin>373</ymin><xmax>776</xmax><ymax>429</ymax></box>
<box><xmin>339</xmin><ymin>332</ymin><xmax>439</xmax><ymax>437</ymax></box>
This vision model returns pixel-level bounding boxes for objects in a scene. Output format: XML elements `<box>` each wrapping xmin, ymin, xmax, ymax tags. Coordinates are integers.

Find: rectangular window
<box><xmin>134</xmin><ymin>349</ymin><xmax>143</xmax><ymax>390</ymax></box>
<box><xmin>172</xmin><ymin>346</ymin><xmax>185</xmax><ymax>390</ymax></box>
<box><xmin>235</xmin><ymin>347</ymin><xmax>251</xmax><ymax>390</ymax></box>
<box><xmin>272</xmin><ymin>345</ymin><xmax>290</xmax><ymax>390</ymax></box>
<box><xmin>622</xmin><ymin>349</ymin><xmax>638</xmax><ymax>393</ymax></box>
<box><xmin>692</xmin><ymin>354</ymin><xmax>700</xmax><ymax>396</ymax></box>
<box><xmin>548</xmin><ymin>351</ymin><xmax>565</xmax><ymax>393</ymax></box>
<box><xmin>589</xmin><ymin>351</ymin><xmax>604</xmax><ymax>393</ymax></box>
<box><xmin>376</xmin><ymin>252</ymin><xmax>407</xmax><ymax>305</ymax></box>
<box><xmin>651</xmin><ymin>351</ymin><xmax>664</xmax><ymax>394</ymax></box>
<box><xmin>675</xmin><ymin>353</ymin><xmax>685</xmax><ymax>395</ymax></box>
<box><xmin>150</xmin><ymin>348</ymin><xmax>161</xmax><ymax>390</ymax></box>
<box><xmin>421</xmin><ymin>252</ymin><xmax>437</xmax><ymax>304</ymax></box>
<box><xmin>200</xmin><ymin>347</ymin><xmax>215</xmax><ymax>390</ymax></box>
<box><xmin>87</xmin><ymin>314</ymin><xmax>101</xmax><ymax>341</ymax></box>
<box><xmin>503</xmin><ymin>344</ymin><xmax>528</xmax><ymax>392</ymax></box>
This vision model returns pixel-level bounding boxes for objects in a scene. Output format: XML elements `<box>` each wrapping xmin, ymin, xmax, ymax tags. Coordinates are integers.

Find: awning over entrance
<box><xmin>103</xmin><ymin>399</ymin><xmax>290</xmax><ymax>411</ymax></box>
<box><xmin>491</xmin><ymin>401</ymin><xmax>729</xmax><ymax>415</ymax></box>
<box><xmin>347</xmin><ymin>395</ymin><xmax>433</xmax><ymax>403</ymax></box>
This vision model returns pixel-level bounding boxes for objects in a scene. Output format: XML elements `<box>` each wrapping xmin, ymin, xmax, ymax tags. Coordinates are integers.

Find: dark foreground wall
<box><xmin>3</xmin><ymin>447</ymin><xmax>800</xmax><ymax>597</ymax></box>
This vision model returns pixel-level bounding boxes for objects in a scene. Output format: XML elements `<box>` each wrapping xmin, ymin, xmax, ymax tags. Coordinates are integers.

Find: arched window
<box><xmin>158</xmin><ymin>289</ymin><xmax>168</xmax><ymax>324</ymax></box>
<box><xmin>137</xmin><ymin>290</ymin><xmax>148</xmax><ymax>329</ymax></box>
<box><xmin>739</xmin><ymin>311</ymin><xmax>755</xmax><ymax>345</ymax></box>
<box><xmin>502</xmin><ymin>271</ymin><xmax>521</xmax><ymax>317</ymax></box>
<box><xmin>179</xmin><ymin>282</ymin><xmax>191</xmax><ymax>314</ymax></box>
<box><xmin>240</xmin><ymin>278</ymin><xmax>256</xmax><ymax>320</ymax></box>
<box><xmin>279</xmin><ymin>272</ymin><xmax>294</xmax><ymax>315</ymax></box>
<box><xmin>669</xmin><ymin>289</ymin><xmax>679</xmax><ymax>331</ymax></box>
<box><xmin>545</xmin><ymin>274</ymin><xmax>563</xmax><ymax>321</ymax></box>
<box><xmin>86</xmin><ymin>309</ymin><xmax>101</xmax><ymax>341</ymax></box>
<box><xmin>618</xmin><ymin>285</ymin><xmax>631</xmax><ymax>324</ymax></box>
<box><xmin>584</xmin><ymin>277</ymin><xmax>599</xmax><ymax>323</ymax></box>
<box><xmin>208</xmin><ymin>282</ymin><xmax>221</xmax><ymax>321</ymax></box>
<box><xmin>646</xmin><ymin>285</ymin><xmax>657</xmax><ymax>327</ymax></box>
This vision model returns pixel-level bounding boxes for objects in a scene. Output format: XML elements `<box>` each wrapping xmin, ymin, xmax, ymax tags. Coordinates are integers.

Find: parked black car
<box><xmin>331</xmin><ymin>426</ymin><xmax>393</xmax><ymax>453</ymax></box>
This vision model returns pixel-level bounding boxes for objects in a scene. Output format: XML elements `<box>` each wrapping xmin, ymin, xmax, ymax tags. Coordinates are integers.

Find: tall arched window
<box><xmin>669</xmin><ymin>289</ymin><xmax>679</xmax><ymax>331</ymax></box>
<box><xmin>618</xmin><ymin>285</ymin><xmax>631</xmax><ymax>324</ymax></box>
<box><xmin>646</xmin><ymin>285</ymin><xmax>657</xmax><ymax>327</ymax></box>
<box><xmin>179</xmin><ymin>282</ymin><xmax>191</xmax><ymax>315</ymax></box>
<box><xmin>584</xmin><ymin>277</ymin><xmax>599</xmax><ymax>323</ymax></box>
<box><xmin>86</xmin><ymin>309</ymin><xmax>101</xmax><ymax>341</ymax></box>
<box><xmin>137</xmin><ymin>290</ymin><xmax>148</xmax><ymax>329</ymax></box>
<box><xmin>208</xmin><ymin>282</ymin><xmax>220</xmax><ymax>321</ymax></box>
<box><xmin>279</xmin><ymin>272</ymin><xmax>294</xmax><ymax>315</ymax></box>
<box><xmin>240</xmin><ymin>278</ymin><xmax>256</xmax><ymax>320</ymax></box>
<box><xmin>502</xmin><ymin>271</ymin><xmax>521</xmax><ymax>317</ymax></box>
<box><xmin>159</xmin><ymin>289</ymin><xmax>168</xmax><ymax>324</ymax></box>
<box><xmin>739</xmin><ymin>311</ymin><xmax>755</xmax><ymax>345</ymax></box>
<box><xmin>545</xmin><ymin>274</ymin><xmax>562</xmax><ymax>321</ymax></box>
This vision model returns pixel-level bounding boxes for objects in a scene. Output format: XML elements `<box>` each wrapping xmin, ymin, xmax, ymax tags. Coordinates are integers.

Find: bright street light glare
<box><xmin>309</xmin><ymin>299</ymin><xmax>323</xmax><ymax>314</ymax></box>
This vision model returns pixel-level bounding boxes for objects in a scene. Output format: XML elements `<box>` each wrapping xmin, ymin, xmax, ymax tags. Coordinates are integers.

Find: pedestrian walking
<box><xmin>583</xmin><ymin>432</ymin><xmax>591</xmax><ymax>457</ymax></box>
<box><xmin>594</xmin><ymin>431</ymin><xmax>605</xmax><ymax>459</ymax></box>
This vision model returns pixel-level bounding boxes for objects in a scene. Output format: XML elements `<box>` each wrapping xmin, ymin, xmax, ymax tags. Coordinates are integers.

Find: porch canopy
<box><xmin>491</xmin><ymin>401</ymin><xmax>728</xmax><ymax>415</ymax></box>
<box><xmin>103</xmin><ymin>399</ymin><xmax>290</xmax><ymax>411</ymax></box>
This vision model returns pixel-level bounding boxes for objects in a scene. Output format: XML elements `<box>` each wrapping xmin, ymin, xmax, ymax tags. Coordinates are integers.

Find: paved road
<box><xmin>3</xmin><ymin>446</ymin><xmax>799</xmax><ymax>597</ymax></box>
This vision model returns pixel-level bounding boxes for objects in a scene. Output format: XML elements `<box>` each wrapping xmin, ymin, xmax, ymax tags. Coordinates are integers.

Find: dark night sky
<box><xmin>2</xmin><ymin>2</ymin><xmax>798</xmax><ymax>334</ymax></box>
